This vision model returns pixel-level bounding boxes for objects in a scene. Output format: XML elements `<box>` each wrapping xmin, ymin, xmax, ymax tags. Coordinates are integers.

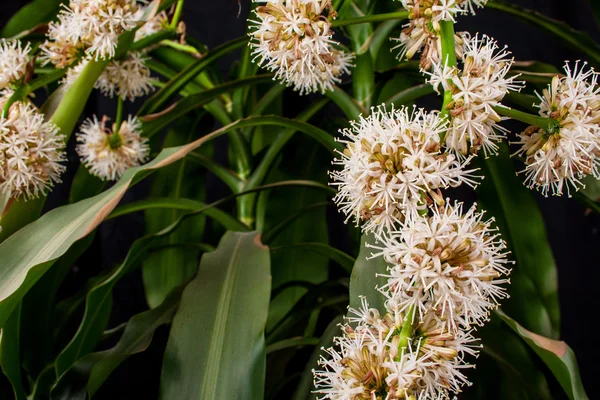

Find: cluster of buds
<box><xmin>314</xmin><ymin>296</ymin><xmax>479</xmax><ymax>399</ymax></box>
<box><xmin>427</xmin><ymin>35</ymin><xmax>523</xmax><ymax>156</ymax></box>
<box><xmin>76</xmin><ymin>115</ymin><xmax>149</xmax><ymax>181</ymax></box>
<box><xmin>515</xmin><ymin>62</ymin><xmax>600</xmax><ymax>196</ymax></box>
<box><xmin>0</xmin><ymin>93</ymin><xmax>66</xmax><ymax>199</ymax></box>
<box><xmin>0</xmin><ymin>40</ymin><xmax>32</xmax><ymax>90</ymax></box>
<box><xmin>376</xmin><ymin>202</ymin><xmax>512</xmax><ymax>331</ymax></box>
<box><xmin>249</xmin><ymin>0</ymin><xmax>353</xmax><ymax>94</ymax></box>
<box><xmin>394</xmin><ymin>0</ymin><xmax>488</xmax><ymax>69</ymax></box>
<box><xmin>330</xmin><ymin>105</ymin><xmax>479</xmax><ymax>236</ymax></box>
<box><xmin>41</xmin><ymin>0</ymin><xmax>142</xmax><ymax>67</ymax></box>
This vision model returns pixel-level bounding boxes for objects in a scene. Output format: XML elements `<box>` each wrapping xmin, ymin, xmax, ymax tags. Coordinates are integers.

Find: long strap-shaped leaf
<box><xmin>160</xmin><ymin>231</ymin><xmax>271</xmax><ymax>400</ymax></box>
<box><xmin>51</xmin><ymin>284</ymin><xmax>186</xmax><ymax>398</ymax></box>
<box><xmin>0</xmin><ymin>116</ymin><xmax>334</xmax><ymax>329</ymax></box>
<box><xmin>497</xmin><ymin>311</ymin><xmax>588</xmax><ymax>400</ymax></box>
<box><xmin>139</xmin><ymin>36</ymin><xmax>248</xmax><ymax>115</ymax></box>
<box><xmin>477</xmin><ymin>144</ymin><xmax>560</xmax><ymax>338</ymax></box>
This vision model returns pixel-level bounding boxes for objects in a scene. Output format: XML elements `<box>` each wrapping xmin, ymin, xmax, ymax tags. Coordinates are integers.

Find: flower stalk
<box><xmin>494</xmin><ymin>105</ymin><xmax>559</xmax><ymax>133</ymax></box>
<box><xmin>439</xmin><ymin>20</ymin><xmax>458</xmax><ymax>141</ymax></box>
<box><xmin>170</xmin><ymin>0</ymin><xmax>185</xmax><ymax>29</ymax></box>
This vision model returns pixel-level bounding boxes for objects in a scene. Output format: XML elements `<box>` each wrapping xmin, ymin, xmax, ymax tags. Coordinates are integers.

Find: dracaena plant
<box><xmin>0</xmin><ymin>0</ymin><xmax>593</xmax><ymax>399</ymax></box>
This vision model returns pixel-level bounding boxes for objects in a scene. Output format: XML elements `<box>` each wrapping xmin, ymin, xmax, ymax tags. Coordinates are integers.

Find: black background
<box><xmin>2</xmin><ymin>0</ymin><xmax>600</xmax><ymax>398</ymax></box>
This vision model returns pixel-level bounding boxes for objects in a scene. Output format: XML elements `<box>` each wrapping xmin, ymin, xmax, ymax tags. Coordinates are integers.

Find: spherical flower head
<box><xmin>0</xmin><ymin>101</ymin><xmax>66</xmax><ymax>199</ymax></box>
<box><xmin>76</xmin><ymin>115</ymin><xmax>149</xmax><ymax>181</ymax></box>
<box><xmin>330</xmin><ymin>105</ymin><xmax>479</xmax><ymax>237</ymax></box>
<box><xmin>313</xmin><ymin>297</ymin><xmax>477</xmax><ymax>399</ymax></box>
<box><xmin>427</xmin><ymin>35</ymin><xmax>523</xmax><ymax>157</ymax></box>
<box><xmin>375</xmin><ymin>202</ymin><xmax>512</xmax><ymax>331</ymax></box>
<box><xmin>41</xmin><ymin>0</ymin><xmax>141</xmax><ymax>66</ymax></box>
<box><xmin>97</xmin><ymin>52</ymin><xmax>154</xmax><ymax>101</ymax></box>
<box><xmin>0</xmin><ymin>40</ymin><xmax>32</xmax><ymax>90</ymax></box>
<box><xmin>249</xmin><ymin>0</ymin><xmax>353</xmax><ymax>94</ymax></box>
<box><xmin>515</xmin><ymin>62</ymin><xmax>600</xmax><ymax>196</ymax></box>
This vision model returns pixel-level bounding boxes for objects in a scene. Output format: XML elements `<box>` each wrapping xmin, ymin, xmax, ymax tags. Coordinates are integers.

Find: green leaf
<box><xmin>53</xmin><ymin>228</ymin><xmax>163</xmax><ymax>377</ymax></box>
<box><xmin>476</xmin><ymin>144</ymin><xmax>560</xmax><ymax>338</ymax></box>
<box><xmin>339</xmin><ymin>1</ymin><xmax>373</xmax><ymax>54</ymax></box>
<box><xmin>348</xmin><ymin>233</ymin><xmax>387</xmax><ymax>314</ymax></box>
<box><xmin>270</xmin><ymin>243</ymin><xmax>355</xmax><ymax>274</ymax></box>
<box><xmin>326</xmin><ymin>87</ymin><xmax>366</xmax><ymax>119</ymax></box>
<box><xmin>383</xmin><ymin>83</ymin><xmax>435</xmax><ymax>108</ymax></box>
<box><xmin>486</xmin><ymin>1</ymin><xmax>600</xmax><ymax>65</ymax></box>
<box><xmin>497</xmin><ymin>311</ymin><xmax>588</xmax><ymax>400</ymax></box>
<box><xmin>139</xmin><ymin>37</ymin><xmax>247</xmax><ymax>115</ymax></box>
<box><xmin>0</xmin><ymin>60</ymin><xmax>108</xmax><ymax>242</ymax></box>
<box><xmin>292</xmin><ymin>316</ymin><xmax>343</xmax><ymax>400</ymax></box>
<box><xmin>139</xmin><ymin>76</ymin><xmax>276</xmax><ymax>136</ymax></box>
<box><xmin>51</xmin><ymin>284</ymin><xmax>185</xmax><ymax>398</ymax></box>
<box><xmin>108</xmin><ymin>197</ymin><xmax>249</xmax><ymax>232</ymax></box>
<box><xmin>20</xmin><ymin>235</ymin><xmax>95</xmax><ymax>377</ymax></box>
<box><xmin>266</xmin><ymin>337</ymin><xmax>320</xmax><ymax>355</ymax></box>
<box><xmin>0</xmin><ymin>305</ymin><xmax>26</xmax><ymax>400</ymax></box>
<box><xmin>142</xmin><ymin>119</ymin><xmax>209</xmax><ymax>308</ymax></box>
<box><xmin>261</xmin><ymin>139</ymin><xmax>330</xmax><ymax>332</ymax></box>
<box><xmin>69</xmin><ymin>168</ymin><xmax>106</xmax><ymax>204</ymax></box>
<box><xmin>159</xmin><ymin>231</ymin><xmax>271</xmax><ymax>400</ymax></box>
<box><xmin>0</xmin><ymin>116</ymin><xmax>332</xmax><ymax>330</ymax></box>
<box><xmin>465</xmin><ymin>313</ymin><xmax>551</xmax><ymax>400</ymax></box>
<box><xmin>1</xmin><ymin>0</ymin><xmax>64</xmax><ymax>38</ymax></box>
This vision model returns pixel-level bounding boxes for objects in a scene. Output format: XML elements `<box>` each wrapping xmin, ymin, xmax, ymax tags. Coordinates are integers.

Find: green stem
<box><xmin>51</xmin><ymin>60</ymin><xmax>109</xmax><ymax>140</ymax></box>
<box><xmin>494</xmin><ymin>105</ymin><xmax>558</xmax><ymax>133</ymax></box>
<box><xmin>353</xmin><ymin>53</ymin><xmax>375</xmax><ymax>110</ymax></box>
<box><xmin>438</xmin><ymin>20</ymin><xmax>458</xmax><ymax>141</ymax></box>
<box><xmin>2</xmin><ymin>68</ymin><xmax>67</xmax><ymax>118</ymax></box>
<box><xmin>111</xmin><ymin>97</ymin><xmax>124</xmax><ymax>145</ymax></box>
<box><xmin>397</xmin><ymin>306</ymin><xmax>415</xmax><ymax>354</ymax></box>
<box><xmin>170</xmin><ymin>0</ymin><xmax>185</xmax><ymax>29</ymax></box>
<box><xmin>331</xmin><ymin>11</ymin><xmax>409</xmax><ymax>27</ymax></box>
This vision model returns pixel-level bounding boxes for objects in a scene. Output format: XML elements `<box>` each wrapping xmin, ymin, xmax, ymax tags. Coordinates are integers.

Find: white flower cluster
<box><xmin>330</xmin><ymin>105</ymin><xmax>478</xmax><ymax>236</ymax></box>
<box><xmin>428</xmin><ymin>35</ymin><xmax>522</xmax><ymax>156</ymax></box>
<box><xmin>393</xmin><ymin>0</ymin><xmax>488</xmax><ymax>69</ymax></box>
<box><xmin>41</xmin><ymin>0</ymin><xmax>142</xmax><ymax>67</ymax></box>
<box><xmin>249</xmin><ymin>0</ymin><xmax>353</xmax><ymax>94</ymax></box>
<box><xmin>76</xmin><ymin>115</ymin><xmax>149</xmax><ymax>181</ymax></box>
<box><xmin>0</xmin><ymin>96</ymin><xmax>66</xmax><ymax>199</ymax></box>
<box><xmin>324</xmin><ymin>28</ymin><xmax>517</xmax><ymax>397</ymax></box>
<box><xmin>0</xmin><ymin>40</ymin><xmax>31</xmax><ymax>90</ymax></box>
<box><xmin>314</xmin><ymin>296</ymin><xmax>479</xmax><ymax>399</ymax></box>
<box><xmin>376</xmin><ymin>202</ymin><xmax>511</xmax><ymax>331</ymax></box>
<box><xmin>97</xmin><ymin>52</ymin><xmax>155</xmax><ymax>101</ymax></box>
<box><xmin>64</xmin><ymin>52</ymin><xmax>154</xmax><ymax>102</ymax></box>
<box><xmin>515</xmin><ymin>62</ymin><xmax>600</xmax><ymax>196</ymax></box>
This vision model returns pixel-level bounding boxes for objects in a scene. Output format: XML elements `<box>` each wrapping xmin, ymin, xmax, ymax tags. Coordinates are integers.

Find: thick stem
<box><xmin>331</xmin><ymin>11</ymin><xmax>410</xmax><ymax>27</ymax></box>
<box><xmin>494</xmin><ymin>105</ymin><xmax>558</xmax><ymax>133</ymax></box>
